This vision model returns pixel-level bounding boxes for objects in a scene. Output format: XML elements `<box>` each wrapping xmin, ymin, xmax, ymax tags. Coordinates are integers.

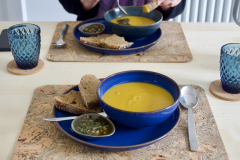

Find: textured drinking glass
<box><xmin>220</xmin><ymin>43</ymin><xmax>240</xmax><ymax>94</ymax></box>
<box><xmin>8</xmin><ymin>23</ymin><xmax>41</xmax><ymax>69</ymax></box>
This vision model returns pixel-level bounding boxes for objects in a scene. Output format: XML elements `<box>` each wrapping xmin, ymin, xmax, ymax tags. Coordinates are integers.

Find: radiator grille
<box><xmin>170</xmin><ymin>0</ymin><xmax>235</xmax><ymax>22</ymax></box>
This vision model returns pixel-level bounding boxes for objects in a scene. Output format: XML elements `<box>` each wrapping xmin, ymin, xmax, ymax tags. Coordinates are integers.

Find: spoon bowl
<box><xmin>51</xmin><ymin>40</ymin><xmax>66</xmax><ymax>47</ymax></box>
<box><xmin>180</xmin><ymin>86</ymin><xmax>199</xmax><ymax>152</ymax></box>
<box><xmin>180</xmin><ymin>86</ymin><xmax>199</xmax><ymax>109</ymax></box>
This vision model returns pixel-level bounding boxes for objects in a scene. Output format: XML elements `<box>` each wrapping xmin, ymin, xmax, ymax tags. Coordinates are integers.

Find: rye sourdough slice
<box><xmin>78</xmin><ymin>74</ymin><xmax>101</xmax><ymax>109</ymax></box>
<box><xmin>80</xmin><ymin>34</ymin><xmax>111</xmax><ymax>46</ymax></box>
<box><xmin>55</xmin><ymin>90</ymin><xmax>102</xmax><ymax>115</ymax></box>
<box><xmin>100</xmin><ymin>34</ymin><xmax>133</xmax><ymax>49</ymax></box>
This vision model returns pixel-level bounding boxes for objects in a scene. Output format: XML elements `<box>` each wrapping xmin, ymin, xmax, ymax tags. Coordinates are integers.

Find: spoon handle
<box><xmin>43</xmin><ymin>116</ymin><xmax>77</xmax><ymax>121</ymax></box>
<box><xmin>188</xmin><ymin>108</ymin><xmax>198</xmax><ymax>151</ymax></box>
<box><xmin>116</xmin><ymin>0</ymin><xmax>128</xmax><ymax>15</ymax></box>
<box><xmin>60</xmin><ymin>24</ymin><xmax>69</xmax><ymax>40</ymax></box>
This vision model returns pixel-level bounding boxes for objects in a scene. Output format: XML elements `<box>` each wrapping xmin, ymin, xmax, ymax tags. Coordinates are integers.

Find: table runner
<box><xmin>12</xmin><ymin>85</ymin><xmax>228</xmax><ymax>160</ymax></box>
<box><xmin>47</xmin><ymin>21</ymin><xmax>192</xmax><ymax>63</ymax></box>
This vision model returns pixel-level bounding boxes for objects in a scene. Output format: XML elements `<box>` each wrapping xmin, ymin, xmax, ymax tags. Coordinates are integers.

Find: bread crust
<box><xmin>55</xmin><ymin>90</ymin><xmax>102</xmax><ymax>115</ymax></box>
<box><xmin>100</xmin><ymin>41</ymin><xmax>133</xmax><ymax>49</ymax></box>
<box><xmin>80</xmin><ymin>34</ymin><xmax>112</xmax><ymax>47</ymax></box>
<box><xmin>78</xmin><ymin>74</ymin><xmax>100</xmax><ymax>109</ymax></box>
<box><xmin>100</xmin><ymin>34</ymin><xmax>133</xmax><ymax>49</ymax></box>
<box><xmin>80</xmin><ymin>34</ymin><xmax>133</xmax><ymax>49</ymax></box>
<box><xmin>55</xmin><ymin>97</ymin><xmax>97</xmax><ymax>115</ymax></box>
<box><xmin>80</xmin><ymin>39</ymin><xmax>99</xmax><ymax>47</ymax></box>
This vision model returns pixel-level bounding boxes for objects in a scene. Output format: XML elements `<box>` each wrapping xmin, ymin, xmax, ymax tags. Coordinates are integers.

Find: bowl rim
<box><xmin>71</xmin><ymin>113</ymin><xmax>116</xmax><ymax>138</ymax></box>
<box><xmin>104</xmin><ymin>6</ymin><xmax>163</xmax><ymax>27</ymax></box>
<box><xmin>78</xmin><ymin>22</ymin><xmax>105</xmax><ymax>34</ymax></box>
<box><xmin>97</xmin><ymin>70</ymin><xmax>180</xmax><ymax>114</ymax></box>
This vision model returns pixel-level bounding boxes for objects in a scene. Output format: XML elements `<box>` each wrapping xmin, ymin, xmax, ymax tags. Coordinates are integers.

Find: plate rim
<box><xmin>72</xmin><ymin>17</ymin><xmax>162</xmax><ymax>52</ymax></box>
<box><xmin>53</xmin><ymin>85</ymin><xmax>181</xmax><ymax>150</ymax></box>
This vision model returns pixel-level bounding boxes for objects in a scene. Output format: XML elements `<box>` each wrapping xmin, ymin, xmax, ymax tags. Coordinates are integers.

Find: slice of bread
<box><xmin>100</xmin><ymin>34</ymin><xmax>133</xmax><ymax>49</ymax></box>
<box><xmin>80</xmin><ymin>34</ymin><xmax>111</xmax><ymax>46</ymax></box>
<box><xmin>78</xmin><ymin>74</ymin><xmax>101</xmax><ymax>109</ymax></box>
<box><xmin>55</xmin><ymin>90</ymin><xmax>102</xmax><ymax>115</ymax></box>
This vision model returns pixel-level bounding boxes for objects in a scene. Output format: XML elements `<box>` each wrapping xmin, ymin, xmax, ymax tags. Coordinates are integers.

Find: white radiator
<box><xmin>170</xmin><ymin>0</ymin><xmax>235</xmax><ymax>22</ymax></box>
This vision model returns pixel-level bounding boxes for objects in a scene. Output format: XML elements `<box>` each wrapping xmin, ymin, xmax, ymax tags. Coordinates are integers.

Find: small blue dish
<box><xmin>72</xmin><ymin>17</ymin><xmax>161</xmax><ymax>55</ymax></box>
<box><xmin>98</xmin><ymin>70</ymin><xmax>180</xmax><ymax>128</ymax></box>
<box><xmin>78</xmin><ymin>22</ymin><xmax>105</xmax><ymax>37</ymax></box>
<box><xmin>71</xmin><ymin>113</ymin><xmax>115</xmax><ymax>140</ymax></box>
<box><xmin>104</xmin><ymin>6</ymin><xmax>163</xmax><ymax>40</ymax></box>
<box><xmin>53</xmin><ymin>85</ymin><xmax>180</xmax><ymax>151</ymax></box>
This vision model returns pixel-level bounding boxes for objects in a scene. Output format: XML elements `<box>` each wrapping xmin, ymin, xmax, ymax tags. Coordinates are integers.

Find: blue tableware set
<box><xmin>54</xmin><ymin>70</ymin><xmax>181</xmax><ymax>151</ymax></box>
<box><xmin>73</xmin><ymin>6</ymin><xmax>163</xmax><ymax>55</ymax></box>
<box><xmin>55</xmin><ymin>7</ymin><xmax>180</xmax><ymax>151</ymax></box>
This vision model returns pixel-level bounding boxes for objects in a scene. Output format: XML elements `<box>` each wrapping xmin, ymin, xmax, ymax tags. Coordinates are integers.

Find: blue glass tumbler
<box><xmin>8</xmin><ymin>23</ymin><xmax>41</xmax><ymax>69</ymax></box>
<box><xmin>220</xmin><ymin>43</ymin><xmax>240</xmax><ymax>94</ymax></box>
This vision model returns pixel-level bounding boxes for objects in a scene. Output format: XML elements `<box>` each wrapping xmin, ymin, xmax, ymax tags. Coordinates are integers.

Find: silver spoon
<box><xmin>43</xmin><ymin>112</ymin><xmax>108</xmax><ymax>121</ymax></box>
<box><xmin>117</xmin><ymin>0</ymin><xmax>128</xmax><ymax>15</ymax></box>
<box><xmin>51</xmin><ymin>24</ymin><xmax>68</xmax><ymax>47</ymax></box>
<box><xmin>180</xmin><ymin>86</ymin><xmax>199</xmax><ymax>152</ymax></box>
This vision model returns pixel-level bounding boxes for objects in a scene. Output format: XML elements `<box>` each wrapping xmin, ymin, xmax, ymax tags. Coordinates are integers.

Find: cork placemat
<box><xmin>47</xmin><ymin>21</ymin><xmax>192</xmax><ymax>63</ymax></box>
<box><xmin>12</xmin><ymin>85</ymin><xmax>228</xmax><ymax>160</ymax></box>
<box><xmin>209</xmin><ymin>79</ymin><xmax>240</xmax><ymax>101</ymax></box>
<box><xmin>7</xmin><ymin>59</ymin><xmax>44</xmax><ymax>76</ymax></box>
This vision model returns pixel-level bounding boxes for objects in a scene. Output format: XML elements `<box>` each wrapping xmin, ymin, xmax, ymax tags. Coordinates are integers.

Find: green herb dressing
<box><xmin>74</xmin><ymin>115</ymin><xmax>113</xmax><ymax>136</ymax></box>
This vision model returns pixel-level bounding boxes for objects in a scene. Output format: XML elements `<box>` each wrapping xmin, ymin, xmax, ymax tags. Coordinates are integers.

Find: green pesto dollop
<box><xmin>74</xmin><ymin>115</ymin><xmax>113</xmax><ymax>136</ymax></box>
<box><xmin>83</xmin><ymin>24</ymin><xmax>104</xmax><ymax>33</ymax></box>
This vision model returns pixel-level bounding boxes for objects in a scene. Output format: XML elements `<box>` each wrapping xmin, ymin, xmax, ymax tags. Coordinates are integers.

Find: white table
<box><xmin>0</xmin><ymin>22</ymin><xmax>240</xmax><ymax>160</ymax></box>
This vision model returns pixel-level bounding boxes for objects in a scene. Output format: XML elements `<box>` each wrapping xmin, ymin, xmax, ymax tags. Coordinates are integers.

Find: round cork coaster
<box><xmin>209</xmin><ymin>79</ymin><xmax>240</xmax><ymax>101</ymax></box>
<box><xmin>7</xmin><ymin>59</ymin><xmax>44</xmax><ymax>76</ymax></box>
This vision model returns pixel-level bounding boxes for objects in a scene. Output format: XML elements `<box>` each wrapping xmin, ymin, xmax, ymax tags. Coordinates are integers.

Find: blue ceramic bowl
<box><xmin>104</xmin><ymin>6</ymin><xmax>163</xmax><ymax>40</ymax></box>
<box><xmin>97</xmin><ymin>70</ymin><xmax>180</xmax><ymax>129</ymax></box>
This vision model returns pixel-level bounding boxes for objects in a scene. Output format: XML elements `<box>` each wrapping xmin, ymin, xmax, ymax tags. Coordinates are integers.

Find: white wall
<box><xmin>170</xmin><ymin>0</ymin><xmax>235</xmax><ymax>22</ymax></box>
<box><xmin>23</xmin><ymin>0</ymin><xmax>76</xmax><ymax>21</ymax></box>
<box><xmin>0</xmin><ymin>0</ymin><xmax>22</xmax><ymax>21</ymax></box>
<box><xmin>7</xmin><ymin>0</ymin><xmax>23</xmax><ymax>21</ymax></box>
<box><xmin>0</xmin><ymin>0</ymin><xmax>8</xmax><ymax>21</ymax></box>
<box><xmin>0</xmin><ymin>0</ymin><xmax>76</xmax><ymax>21</ymax></box>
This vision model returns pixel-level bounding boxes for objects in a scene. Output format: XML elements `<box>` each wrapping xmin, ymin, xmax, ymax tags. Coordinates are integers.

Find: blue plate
<box><xmin>53</xmin><ymin>85</ymin><xmax>180</xmax><ymax>151</ymax></box>
<box><xmin>72</xmin><ymin>18</ymin><xmax>161</xmax><ymax>55</ymax></box>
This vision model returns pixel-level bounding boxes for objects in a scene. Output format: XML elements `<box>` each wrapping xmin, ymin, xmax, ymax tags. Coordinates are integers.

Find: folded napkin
<box><xmin>0</xmin><ymin>29</ymin><xmax>11</xmax><ymax>51</ymax></box>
